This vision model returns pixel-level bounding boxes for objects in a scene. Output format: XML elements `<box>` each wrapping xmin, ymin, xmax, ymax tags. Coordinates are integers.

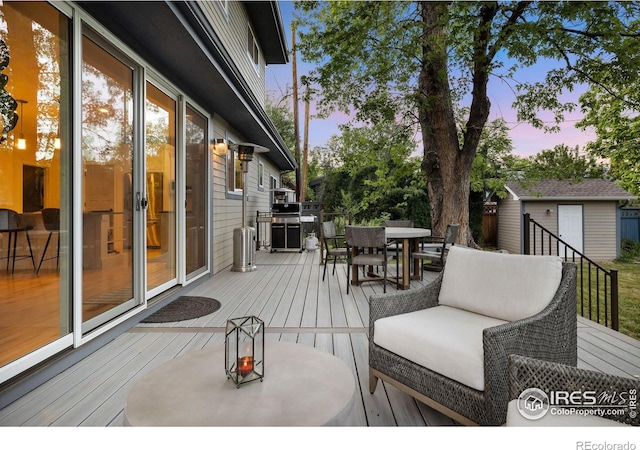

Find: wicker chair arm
<box><xmin>369</xmin><ymin>272</ymin><xmax>442</xmax><ymax>327</ymax></box>
<box><xmin>507</xmin><ymin>354</ymin><xmax>639</xmax><ymax>426</ymax></box>
<box><xmin>481</xmin><ymin>262</ymin><xmax>578</xmax><ymax>425</ymax></box>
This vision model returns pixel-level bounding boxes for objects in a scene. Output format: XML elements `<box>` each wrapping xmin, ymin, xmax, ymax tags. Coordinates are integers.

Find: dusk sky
<box><xmin>265</xmin><ymin>1</ymin><xmax>597</xmax><ymax>158</ymax></box>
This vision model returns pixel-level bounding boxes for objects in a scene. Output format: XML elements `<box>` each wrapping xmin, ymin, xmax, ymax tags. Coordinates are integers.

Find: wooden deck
<box><xmin>0</xmin><ymin>249</ymin><xmax>639</xmax><ymax>427</ymax></box>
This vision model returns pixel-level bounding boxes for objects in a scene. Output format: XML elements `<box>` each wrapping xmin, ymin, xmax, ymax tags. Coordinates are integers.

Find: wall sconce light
<box><xmin>213</xmin><ymin>138</ymin><xmax>228</xmax><ymax>155</ymax></box>
<box><xmin>16</xmin><ymin>99</ymin><xmax>27</xmax><ymax>150</ymax></box>
<box><xmin>54</xmin><ymin>136</ymin><xmax>61</xmax><ymax>150</ymax></box>
<box><xmin>546</xmin><ymin>209</ymin><xmax>553</xmax><ymax>215</ymax></box>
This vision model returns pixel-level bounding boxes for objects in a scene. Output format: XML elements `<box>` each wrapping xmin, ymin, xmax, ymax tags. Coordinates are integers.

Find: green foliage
<box><xmin>265</xmin><ymin>99</ymin><xmax>296</xmax><ymax>156</ymax></box>
<box><xmin>469</xmin><ymin>190</ymin><xmax>484</xmax><ymax>245</ymax></box>
<box><xmin>295</xmin><ymin>1</ymin><xmax>640</xmax><ymax>241</ymax></box>
<box><xmin>318</xmin><ymin>119</ymin><xmax>430</xmax><ymax>227</ymax></box>
<box><xmin>619</xmin><ymin>238</ymin><xmax>640</xmax><ymax>262</ymax></box>
<box><xmin>521</xmin><ymin>144</ymin><xmax>607</xmax><ymax>181</ymax></box>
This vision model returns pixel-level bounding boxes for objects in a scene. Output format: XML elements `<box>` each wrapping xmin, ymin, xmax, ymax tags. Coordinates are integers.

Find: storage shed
<box><xmin>497</xmin><ymin>179</ymin><xmax>636</xmax><ymax>261</ymax></box>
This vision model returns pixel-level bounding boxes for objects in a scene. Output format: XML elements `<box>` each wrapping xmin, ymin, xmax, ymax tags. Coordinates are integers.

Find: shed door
<box><xmin>558</xmin><ymin>205</ymin><xmax>583</xmax><ymax>255</ymax></box>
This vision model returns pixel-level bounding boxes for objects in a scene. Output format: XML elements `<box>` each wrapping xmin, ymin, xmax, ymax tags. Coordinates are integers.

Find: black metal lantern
<box><xmin>237</xmin><ymin>144</ymin><xmax>255</xmax><ymax>162</ymax></box>
<box><xmin>225</xmin><ymin>316</ymin><xmax>264</xmax><ymax>387</ymax></box>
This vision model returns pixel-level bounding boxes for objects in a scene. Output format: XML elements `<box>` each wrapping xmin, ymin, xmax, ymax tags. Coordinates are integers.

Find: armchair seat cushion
<box><xmin>439</xmin><ymin>246</ymin><xmax>562</xmax><ymax>322</ymax></box>
<box><xmin>373</xmin><ymin>305</ymin><xmax>507</xmax><ymax>391</ymax></box>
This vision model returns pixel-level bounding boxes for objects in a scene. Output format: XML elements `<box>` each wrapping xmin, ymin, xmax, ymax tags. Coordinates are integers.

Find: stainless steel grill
<box><xmin>270</xmin><ymin>202</ymin><xmax>303</xmax><ymax>252</ymax></box>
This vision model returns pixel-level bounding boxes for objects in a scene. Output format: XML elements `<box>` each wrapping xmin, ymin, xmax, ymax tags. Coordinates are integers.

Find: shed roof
<box><xmin>506</xmin><ymin>179</ymin><xmax>636</xmax><ymax>201</ymax></box>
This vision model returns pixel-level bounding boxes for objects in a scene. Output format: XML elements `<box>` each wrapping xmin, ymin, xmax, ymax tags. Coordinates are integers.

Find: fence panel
<box><xmin>621</xmin><ymin>208</ymin><xmax>640</xmax><ymax>243</ymax></box>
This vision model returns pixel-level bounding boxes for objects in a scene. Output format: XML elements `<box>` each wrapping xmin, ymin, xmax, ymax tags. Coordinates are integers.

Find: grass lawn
<box><xmin>578</xmin><ymin>257</ymin><xmax>640</xmax><ymax>340</ymax></box>
<box><xmin>603</xmin><ymin>259</ymin><xmax>640</xmax><ymax>341</ymax></box>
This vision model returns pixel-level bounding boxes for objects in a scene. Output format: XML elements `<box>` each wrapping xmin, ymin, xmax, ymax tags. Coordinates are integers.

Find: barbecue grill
<box><xmin>271</xmin><ymin>202</ymin><xmax>303</xmax><ymax>252</ymax></box>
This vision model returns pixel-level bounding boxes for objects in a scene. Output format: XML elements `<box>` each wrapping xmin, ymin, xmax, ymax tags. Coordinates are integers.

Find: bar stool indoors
<box><xmin>0</xmin><ymin>208</ymin><xmax>36</xmax><ymax>273</ymax></box>
<box><xmin>37</xmin><ymin>208</ymin><xmax>60</xmax><ymax>274</ymax></box>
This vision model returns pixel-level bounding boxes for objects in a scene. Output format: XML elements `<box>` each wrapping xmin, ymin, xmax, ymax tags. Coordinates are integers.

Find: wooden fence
<box><xmin>621</xmin><ymin>207</ymin><xmax>640</xmax><ymax>243</ymax></box>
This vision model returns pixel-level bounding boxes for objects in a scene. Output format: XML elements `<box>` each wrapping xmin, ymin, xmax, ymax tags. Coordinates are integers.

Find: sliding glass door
<box><xmin>145</xmin><ymin>82</ymin><xmax>177</xmax><ymax>295</ymax></box>
<box><xmin>0</xmin><ymin>1</ymin><xmax>71</xmax><ymax>367</ymax></box>
<box><xmin>81</xmin><ymin>33</ymin><xmax>138</xmax><ymax>333</ymax></box>
<box><xmin>185</xmin><ymin>105</ymin><xmax>208</xmax><ymax>279</ymax></box>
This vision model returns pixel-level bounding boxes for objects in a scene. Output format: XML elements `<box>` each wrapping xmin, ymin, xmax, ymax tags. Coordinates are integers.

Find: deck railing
<box><xmin>523</xmin><ymin>213</ymin><xmax>619</xmax><ymax>331</ymax></box>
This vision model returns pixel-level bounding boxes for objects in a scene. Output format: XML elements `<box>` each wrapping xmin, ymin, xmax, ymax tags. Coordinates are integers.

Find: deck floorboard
<box><xmin>1</xmin><ymin>250</ymin><xmax>638</xmax><ymax>426</ymax></box>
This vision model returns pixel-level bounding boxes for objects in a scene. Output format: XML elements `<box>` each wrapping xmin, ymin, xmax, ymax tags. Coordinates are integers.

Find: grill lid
<box><xmin>272</xmin><ymin>202</ymin><xmax>301</xmax><ymax>214</ymax></box>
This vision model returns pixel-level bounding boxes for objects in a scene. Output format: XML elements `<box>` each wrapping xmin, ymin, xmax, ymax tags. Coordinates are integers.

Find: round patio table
<box><xmin>123</xmin><ymin>341</ymin><xmax>356</xmax><ymax>426</ymax></box>
<box><xmin>385</xmin><ymin>227</ymin><xmax>431</xmax><ymax>290</ymax></box>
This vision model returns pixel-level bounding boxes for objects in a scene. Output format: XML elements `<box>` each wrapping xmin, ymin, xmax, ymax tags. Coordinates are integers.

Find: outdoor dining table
<box><xmin>351</xmin><ymin>226</ymin><xmax>431</xmax><ymax>291</ymax></box>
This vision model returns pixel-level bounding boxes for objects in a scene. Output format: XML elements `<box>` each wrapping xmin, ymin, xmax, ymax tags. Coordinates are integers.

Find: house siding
<box><xmin>497</xmin><ymin>194</ymin><xmax>521</xmax><ymax>254</ymax></box>
<box><xmin>198</xmin><ymin>1</ymin><xmax>266</xmax><ymax>109</ymax></box>
<box><xmin>212</xmin><ymin>116</ymin><xmax>281</xmax><ymax>274</ymax></box>
<box><xmin>583</xmin><ymin>201</ymin><xmax>618</xmax><ymax>261</ymax></box>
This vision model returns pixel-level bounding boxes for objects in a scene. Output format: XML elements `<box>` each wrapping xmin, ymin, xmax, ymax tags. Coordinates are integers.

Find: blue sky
<box><xmin>265</xmin><ymin>1</ymin><xmax>596</xmax><ymax>158</ymax></box>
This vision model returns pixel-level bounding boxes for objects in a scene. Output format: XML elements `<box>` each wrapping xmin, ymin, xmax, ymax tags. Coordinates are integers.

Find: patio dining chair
<box><xmin>345</xmin><ymin>226</ymin><xmax>388</xmax><ymax>294</ymax></box>
<box><xmin>412</xmin><ymin>223</ymin><xmax>459</xmax><ymax>278</ymax></box>
<box><xmin>321</xmin><ymin>221</ymin><xmax>348</xmax><ymax>281</ymax></box>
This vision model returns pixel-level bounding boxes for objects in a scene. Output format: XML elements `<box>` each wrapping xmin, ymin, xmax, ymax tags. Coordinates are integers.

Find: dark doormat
<box><xmin>141</xmin><ymin>296</ymin><xmax>221</xmax><ymax>323</ymax></box>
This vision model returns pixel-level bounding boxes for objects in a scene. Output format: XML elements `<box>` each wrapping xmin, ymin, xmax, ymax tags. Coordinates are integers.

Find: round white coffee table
<box><xmin>123</xmin><ymin>341</ymin><xmax>356</xmax><ymax>426</ymax></box>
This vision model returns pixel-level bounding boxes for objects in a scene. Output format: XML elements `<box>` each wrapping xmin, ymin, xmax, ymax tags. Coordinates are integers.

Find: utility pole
<box><xmin>291</xmin><ymin>22</ymin><xmax>301</xmax><ymax>200</ymax></box>
<box><xmin>300</xmin><ymin>85</ymin><xmax>310</xmax><ymax>202</ymax></box>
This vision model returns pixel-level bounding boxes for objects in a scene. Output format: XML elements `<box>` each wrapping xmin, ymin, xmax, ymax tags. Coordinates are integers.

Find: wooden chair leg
<box><xmin>369</xmin><ymin>370</ymin><xmax>379</xmax><ymax>394</ymax></box>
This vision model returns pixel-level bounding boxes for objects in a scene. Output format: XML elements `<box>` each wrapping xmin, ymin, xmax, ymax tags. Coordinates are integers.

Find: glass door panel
<box><xmin>81</xmin><ymin>34</ymin><xmax>136</xmax><ymax>332</ymax></box>
<box><xmin>185</xmin><ymin>105</ymin><xmax>207</xmax><ymax>278</ymax></box>
<box><xmin>0</xmin><ymin>1</ymin><xmax>71</xmax><ymax>367</ymax></box>
<box><xmin>145</xmin><ymin>82</ymin><xmax>176</xmax><ymax>293</ymax></box>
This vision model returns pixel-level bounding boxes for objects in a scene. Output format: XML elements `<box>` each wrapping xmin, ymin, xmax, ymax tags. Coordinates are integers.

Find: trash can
<box><xmin>232</xmin><ymin>227</ymin><xmax>257</xmax><ymax>272</ymax></box>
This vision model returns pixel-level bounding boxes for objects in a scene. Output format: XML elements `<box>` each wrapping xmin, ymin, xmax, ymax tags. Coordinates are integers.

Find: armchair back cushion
<box><xmin>439</xmin><ymin>246</ymin><xmax>562</xmax><ymax>322</ymax></box>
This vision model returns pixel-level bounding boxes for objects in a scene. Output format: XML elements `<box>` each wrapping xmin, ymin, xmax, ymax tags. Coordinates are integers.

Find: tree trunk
<box><xmin>418</xmin><ymin>2</ymin><xmax>491</xmax><ymax>247</ymax></box>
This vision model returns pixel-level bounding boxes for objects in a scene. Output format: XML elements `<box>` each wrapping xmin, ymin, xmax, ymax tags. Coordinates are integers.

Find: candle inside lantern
<box><xmin>238</xmin><ymin>356</ymin><xmax>253</xmax><ymax>377</ymax></box>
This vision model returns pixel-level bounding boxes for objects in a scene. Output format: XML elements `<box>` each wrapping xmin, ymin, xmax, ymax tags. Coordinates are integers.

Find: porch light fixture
<box><xmin>213</xmin><ymin>138</ymin><xmax>227</xmax><ymax>155</ymax></box>
<box><xmin>225</xmin><ymin>316</ymin><xmax>264</xmax><ymax>387</ymax></box>
<box><xmin>16</xmin><ymin>99</ymin><xmax>27</xmax><ymax>150</ymax></box>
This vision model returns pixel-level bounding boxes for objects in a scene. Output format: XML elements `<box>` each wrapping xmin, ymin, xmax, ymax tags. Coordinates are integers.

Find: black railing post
<box><xmin>523</xmin><ymin>213</ymin><xmax>531</xmax><ymax>255</ymax></box>
<box><xmin>611</xmin><ymin>269</ymin><xmax>619</xmax><ymax>331</ymax></box>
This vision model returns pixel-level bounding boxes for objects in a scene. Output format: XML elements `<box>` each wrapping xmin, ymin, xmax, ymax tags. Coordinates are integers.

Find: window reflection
<box><xmin>185</xmin><ymin>105</ymin><xmax>207</xmax><ymax>276</ymax></box>
<box><xmin>0</xmin><ymin>1</ymin><xmax>70</xmax><ymax>368</ymax></box>
<box><xmin>81</xmin><ymin>33</ymin><xmax>134</xmax><ymax>328</ymax></box>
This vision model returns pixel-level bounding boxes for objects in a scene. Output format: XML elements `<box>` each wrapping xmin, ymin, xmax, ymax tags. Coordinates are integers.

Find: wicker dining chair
<box><xmin>413</xmin><ymin>223</ymin><xmax>459</xmax><ymax>277</ymax></box>
<box><xmin>321</xmin><ymin>221</ymin><xmax>348</xmax><ymax>281</ymax></box>
<box><xmin>345</xmin><ymin>226</ymin><xmax>388</xmax><ymax>294</ymax></box>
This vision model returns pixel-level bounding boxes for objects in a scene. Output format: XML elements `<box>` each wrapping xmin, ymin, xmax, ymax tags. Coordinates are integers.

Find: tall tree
<box><xmin>295</xmin><ymin>1</ymin><xmax>640</xmax><ymax>244</ymax></box>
